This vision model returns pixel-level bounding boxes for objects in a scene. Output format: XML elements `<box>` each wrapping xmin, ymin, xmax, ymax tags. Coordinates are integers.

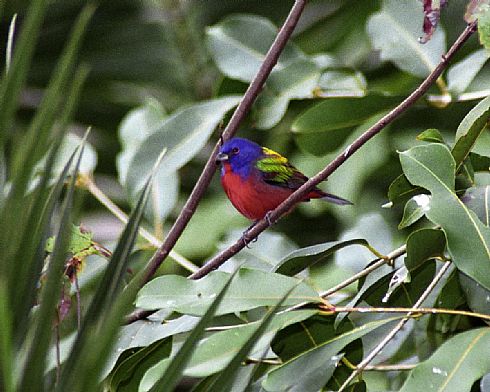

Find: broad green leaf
<box><xmin>398</xmin><ymin>194</ymin><xmax>430</xmax><ymax>229</ymax></box>
<box><xmin>400</xmin><ymin>144</ymin><xmax>490</xmax><ymax>290</ymax></box>
<box><xmin>275</xmin><ymin>239</ymin><xmax>371</xmax><ymax>276</ymax></box>
<box><xmin>262</xmin><ymin>316</ymin><xmax>401</xmax><ymax>392</ymax></box>
<box><xmin>145</xmin><ymin>267</ymin><xmax>240</xmax><ymax>392</ymax></box>
<box><xmin>139</xmin><ymin>310</ymin><xmax>316</xmax><ymax>389</ymax></box>
<box><xmin>117</xmin><ymin>99</ymin><xmax>167</xmax><ymax>186</ymax></box>
<box><xmin>388</xmin><ymin>174</ymin><xmax>423</xmax><ymax>206</ymax></box>
<box><xmin>206</xmin><ymin>14</ymin><xmax>302</xmax><ymax>83</ymax></box>
<box><xmin>106</xmin><ymin>338</ymin><xmax>172</xmax><ymax>392</ymax></box>
<box><xmin>217</xmin><ymin>230</ymin><xmax>298</xmax><ymax>273</ymax></box>
<box><xmin>102</xmin><ymin>315</ymin><xmax>199</xmax><ymax>380</ymax></box>
<box><xmin>479</xmin><ymin>7</ymin><xmax>490</xmax><ymax>51</ymax></box>
<box><xmin>447</xmin><ymin>49</ymin><xmax>489</xmax><ymax>94</ymax></box>
<box><xmin>136</xmin><ymin>269</ymin><xmax>320</xmax><ymax>316</ymax></box>
<box><xmin>452</xmin><ymin>95</ymin><xmax>490</xmax><ymax>169</ymax></box>
<box><xmin>416</xmin><ymin>128</ymin><xmax>445</xmax><ymax>144</ymax></box>
<box><xmin>458</xmin><ymin>272</ymin><xmax>490</xmax><ymax>317</ymax></box>
<box><xmin>404</xmin><ymin>228</ymin><xmax>446</xmax><ymax>270</ymax></box>
<box><xmin>126</xmin><ymin>96</ymin><xmax>240</xmax><ymax>198</ymax></box>
<box><xmin>199</xmin><ymin>285</ymin><xmax>304</xmax><ymax>391</ymax></box>
<box><xmin>292</xmin><ymin>95</ymin><xmax>395</xmax><ymax>134</ymax></box>
<box><xmin>315</xmin><ymin>70</ymin><xmax>367</xmax><ymax>98</ymax></box>
<box><xmin>254</xmin><ymin>59</ymin><xmax>320</xmax><ymax>129</ymax></box>
<box><xmin>462</xmin><ymin>185</ymin><xmax>490</xmax><ymax>226</ymax></box>
<box><xmin>366</xmin><ymin>0</ymin><xmax>446</xmax><ymax>78</ymax></box>
<box><xmin>470</xmin><ymin>152</ymin><xmax>490</xmax><ymax>172</ymax></box>
<box><xmin>400</xmin><ymin>328</ymin><xmax>490</xmax><ymax>391</ymax></box>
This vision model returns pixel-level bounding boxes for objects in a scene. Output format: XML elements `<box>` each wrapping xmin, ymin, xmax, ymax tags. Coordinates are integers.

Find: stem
<box><xmin>363</xmin><ymin>364</ymin><xmax>416</xmax><ymax>372</ymax></box>
<box><xmin>139</xmin><ymin>0</ymin><xmax>309</xmax><ymax>285</ymax></box>
<box><xmin>78</xmin><ymin>174</ymin><xmax>198</xmax><ymax>273</ymax></box>
<box><xmin>190</xmin><ymin>21</ymin><xmax>478</xmax><ymax>280</ymax></box>
<box><xmin>326</xmin><ymin>306</ymin><xmax>490</xmax><ymax>323</ymax></box>
<box><xmin>337</xmin><ymin>261</ymin><xmax>452</xmax><ymax>392</ymax></box>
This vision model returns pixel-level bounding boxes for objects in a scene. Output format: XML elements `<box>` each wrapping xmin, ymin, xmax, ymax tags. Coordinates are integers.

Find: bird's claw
<box><xmin>264</xmin><ymin>211</ymin><xmax>275</xmax><ymax>226</ymax></box>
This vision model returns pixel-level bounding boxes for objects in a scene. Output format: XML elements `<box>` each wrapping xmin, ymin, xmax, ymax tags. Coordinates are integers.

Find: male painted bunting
<box><xmin>216</xmin><ymin>137</ymin><xmax>351</xmax><ymax>221</ymax></box>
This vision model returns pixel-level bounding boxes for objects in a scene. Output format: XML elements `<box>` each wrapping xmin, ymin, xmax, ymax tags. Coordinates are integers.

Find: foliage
<box><xmin>1</xmin><ymin>0</ymin><xmax>490</xmax><ymax>391</ymax></box>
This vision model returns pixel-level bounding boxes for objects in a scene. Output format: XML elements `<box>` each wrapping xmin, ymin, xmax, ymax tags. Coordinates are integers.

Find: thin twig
<box><xmin>326</xmin><ymin>305</ymin><xmax>490</xmax><ymax>323</ymax></box>
<box><xmin>190</xmin><ymin>21</ymin><xmax>478</xmax><ymax>280</ymax></box>
<box><xmin>363</xmin><ymin>364</ymin><xmax>416</xmax><ymax>372</ymax></box>
<box><xmin>140</xmin><ymin>0</ymin><xmax>309</xmax><ymax>284</ymax></box>
<box><xmin>337</xmin><ymin>261</ymin><xmax>452</xmax><ymax>392</ymax></box>
<box><xmin>78</xmin><ymin>174</ymin><xmax>198</xmax><ymax>273</ymax></box>
<box><xmin>74</xmin><ymin>272</ymin><xmax>81</xmax><ymax>331</ymax></box>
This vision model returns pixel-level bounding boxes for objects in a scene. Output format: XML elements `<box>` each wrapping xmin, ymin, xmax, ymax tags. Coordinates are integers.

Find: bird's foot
<box><xmin>242</xmin><ymin>222</ymin><xmax>259</xmax><ymax>248</ymax></box>
<box><xmin>264</xmin><ymin>211</ymin><xmax>275</xmax><ymax>226</ymax></box>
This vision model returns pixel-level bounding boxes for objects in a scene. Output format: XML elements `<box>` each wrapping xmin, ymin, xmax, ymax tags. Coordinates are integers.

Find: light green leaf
<box><xmin>315</xmin><ymin>70</ymin><xmax>367</xmax><ymax>98</ymax></box>
<box><xmin>262</xmin><ymin>316</ymin><xmax>401</xmax><ymax>392</ymax></box>
<box><xmin>275</xmin><ymin>239</ymin><xmax>371</xmax><ymax>276</ymax></box>
<box><xmin>447</xmin><ymin>49</ymin><xmax>489</xmax><ymax>94</ymax></box>
<box><xmin>479</xmin><ymin>6</ymin><xmax>490</xmax><ymax>51</ymax></box>
<box><xmin>367</xmin><ymin>0</ymin><xmax>446</xmax><ymax>78</ymax></box>
<box><xmin>416</xmin><ymin>128</ymin><xmax>445</xmax><ymax>144</ymax></box>
<box><xmin>136</xmin><ymin>269</ymin><xmax>320</xmax><ymax>316</ymax></box>
<box><xmin>404</xmin><ymin>228</ymin><xmax>446</xmax><ymax>270</ymax></box>
<box><xmin>452</xmin><ymin>94</ymin><xmax>490</xmax><ymax>169</ymax></box>
<box><xmin>400</xmin><ymin>144</ymin><xmax>490</xmax><ymax>290</ymax></box>
<box><xmin>254</xmin><ymin>59</ymin><xmax>320</xmax><ymax>129</ymax></box>
<box><xmin>206</xmin><ymin>14</ymin><xmax>302</xmax><ymax>82</ymax></box>
<box><xmin>117</xmin><ymin>99</ymin><xmax>167</xmax><ymax>186</ymax></box>
<box><xmin>102</xmin><ymin>315</ymin><xmax>199</xmax><ymax>380</ymax></box>
<box><xmin>126</xmin><ymin>96</ymin><xmax>240</xmax><ymax>204</ymax></box>
<box><xmin>400</xmin><ymin>328</ymin><xmax>490</xmax><ymax>391</ymax></box>
<box><xmin>398</xmin><ymin>194</ymin><xmax>430</xmax><ymax>229</ymax></box>
<box><xmin>139</xmin><ymin>310</ymin><xmax>316</xmax><ymax>390</ymax></box>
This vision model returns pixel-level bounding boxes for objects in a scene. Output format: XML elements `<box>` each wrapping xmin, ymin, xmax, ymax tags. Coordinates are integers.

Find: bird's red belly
<box><xmin>221</xmin><ymin>169</ymin><xmax>292</xmax><ymax>220</ymax></box>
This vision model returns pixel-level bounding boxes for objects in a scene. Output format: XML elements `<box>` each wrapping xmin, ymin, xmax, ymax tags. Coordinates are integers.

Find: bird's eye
<box><xmin>231</xmin><ymin>147</ymin><xmax>239</xmax><ymax>155</ymax></box>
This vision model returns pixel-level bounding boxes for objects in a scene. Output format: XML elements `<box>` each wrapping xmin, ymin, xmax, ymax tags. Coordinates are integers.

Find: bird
<box><xmin>216</xmin><ymin>137</ymin><xmax>352</xmax><ymax>221</ymax></box>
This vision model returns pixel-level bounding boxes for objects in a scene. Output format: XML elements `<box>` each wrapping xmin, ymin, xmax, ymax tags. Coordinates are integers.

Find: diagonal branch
<box><xmin>190</xmin><ymin>21</ymin><xmax>478</xmax><ymax>280</ymax></box>
<box><xmin>139</xmin><ymin>0</ymin><xmax>309</xmax><ymax>285</ymax></box>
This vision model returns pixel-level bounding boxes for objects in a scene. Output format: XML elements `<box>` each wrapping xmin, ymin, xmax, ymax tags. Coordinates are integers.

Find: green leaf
<box><xmin>139</xmin><ymin>310</ymin><xmax>316</xmax><ymax>389</ymax></box>
<box><xmin>388</xmin><ymin>174</ymin><xmax>423</xmax><ymax>206</ymax></box>
<box><xmin>462</xmin><ymin>185</ymin><xmax>490</xmax><ymax>226</ymax></box>
<box><xmin>200</xmin><ymin>285</ymin><xmax>304</xmax><ymax>391</ymax></box>
<box><xmin>478</xmin><ymin>6</ymin><xmax>490</xmax><ymax>51</ymax></box>
<box><xmin>206</xmin><ymin>14</ymin><xmax>302</xmax><ymax>83</ymax></box>
<box><xmin>366</xmin><ymin>0</ymin><xmax>446</xmax><ymax>78</ymax></box>
<box><xmin>398</xmin><ymin>194</ymin><xmax>430</xmax><ymax>229</ymax></box>
<box><xmin>470</xmin><ymin>152</ymin><xmax>490</xmax><ymax>172</ymax></box>
<box><xmin>136</xmin><ymin>269</ymin><xmax>320</xmax><ymax>316</ymax></box>
<box><xmin>447</xmin><ymin>49</ymin><xmax>489</xmax><ymax>94</ymax></box>
<box><xmin>102</xmin><ymin>315</ymin><xmax>199</xmax><ymax>380</ymax></box>
<box><xmin>262</xmin><ymin>316</ymin><xmax>401</xmax><ymax>392</ymax></box>
<box><xmin>275</xmin><ymin>239</ymin><xmax>371</xmax><ymax>276</ymax></box>
<box><xmin>292</xmin><ymin>95</ymin><xmax>395</xmax><ymax>134</ymax></box>
<box><xmin>126</xmin><ymin>96</ymin><xmax>240</xmax><ymax>197</ymax></box>
<box><xmin>404</xmin><ymin>228</ymin><xmax>446</xmax><ymax>270</ymax></box>
<box><xmin>416</xmin><ymin>128</ymin><xmax>445</xmax><ymax>144</ymax></box>
<box><xmin>400</xmin><ymin>144</ymin><xmax>490</xmax><ymax>290</ymax></box>
<box><xmin>254</xmin><ymin>59</ymin><xmax>320</xmax><ymax>129</ymax></box>
<box><xmin>146</xmin><ymin>269</ymin><xmax>238</xmax><ymax>392</ymax></box>
<box><xmin>452</xmin><ymin>95</ymin><xmax>490</xmax><ymax>170</ymax></box>
<box><xmin>315</xmin><ymin>70</ymin><xmax>367</xmax><ymax>98</ymax></box>
<box><xmin>458</xmin><ymin>272</ymin><xmax>490</xmax><ymax>317</ymax></box>
<box><xmin>400</xmin><ymin>328</ymin><xmax>490</xmax><ymax>391</ymax></box>
<box><xmin>106</xmin><ymin>338</ymin><xmax>172</xmax><ymax>392</ymax></box>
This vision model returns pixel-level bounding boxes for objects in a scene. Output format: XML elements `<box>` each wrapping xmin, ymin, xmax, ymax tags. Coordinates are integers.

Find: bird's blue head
<box><xmin>216</xmin><ymin>137</ymin><xmax>263</xmax><ymax>179</ymax></box>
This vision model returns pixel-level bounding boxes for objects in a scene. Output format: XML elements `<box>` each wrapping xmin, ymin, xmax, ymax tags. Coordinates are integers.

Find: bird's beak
<box><xmin>216</xmin><ymin>152</ymin><xmax>229</xmax><ymax>163</ymax></box>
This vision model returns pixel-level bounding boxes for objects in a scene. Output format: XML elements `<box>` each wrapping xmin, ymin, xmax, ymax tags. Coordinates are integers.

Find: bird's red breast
<box><xmin>220</xmin><ymin>162</ymin><xmax>324</xmax><ymax>221</ymax></box>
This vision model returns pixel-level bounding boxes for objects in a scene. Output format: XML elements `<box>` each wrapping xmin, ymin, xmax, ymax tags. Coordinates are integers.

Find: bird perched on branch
<box><xmin>216</xmin><ymin>137</ymin><xmax>352</xmax><ymax>221</ymax></box>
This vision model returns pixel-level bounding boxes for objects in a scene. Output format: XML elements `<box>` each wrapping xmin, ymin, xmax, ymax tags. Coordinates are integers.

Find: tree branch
<box><xmin>190</xmin><ymin>21</ymin><xmax>478</xmax><ymax>280</ymax></box>
<box><xmin>139</xmin><ymin>0</ymin><xmax>309</xmax><ymax>285</ymax></box>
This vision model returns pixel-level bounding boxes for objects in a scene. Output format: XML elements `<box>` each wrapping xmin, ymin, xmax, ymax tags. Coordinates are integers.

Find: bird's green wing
<box><xmin>255</xmin><ymin>147</ymin><xmax>307</xmax><ymax>189</ymax></box>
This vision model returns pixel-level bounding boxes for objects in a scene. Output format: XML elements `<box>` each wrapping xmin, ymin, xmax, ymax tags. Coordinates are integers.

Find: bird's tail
<box><xmin>321</xmin><ymin>192</ymin><xmax>352</xmax><ymax>205</ymax></box>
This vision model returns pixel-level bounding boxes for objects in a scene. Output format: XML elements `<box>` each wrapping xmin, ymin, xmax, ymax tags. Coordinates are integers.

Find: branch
<box><xmin>190</xmin><ymin>21</ymin><xmax>478</xmax><ymax>280</ymax></box>
<box><xmin>139</xmin><ymin>0</ymin><xmax>309</xmax><ymax>284</ymax></box>
<box><xmin>337</xmin><ymin>261</ymin><xmax>453</xmax><ymax>392</ymax></box>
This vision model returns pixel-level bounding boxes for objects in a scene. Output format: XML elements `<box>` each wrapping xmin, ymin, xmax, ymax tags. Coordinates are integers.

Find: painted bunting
<box><xmin>216</xmin><ymin>137</ymin><xmax>352</xmax><ymax>221</ymax></box>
